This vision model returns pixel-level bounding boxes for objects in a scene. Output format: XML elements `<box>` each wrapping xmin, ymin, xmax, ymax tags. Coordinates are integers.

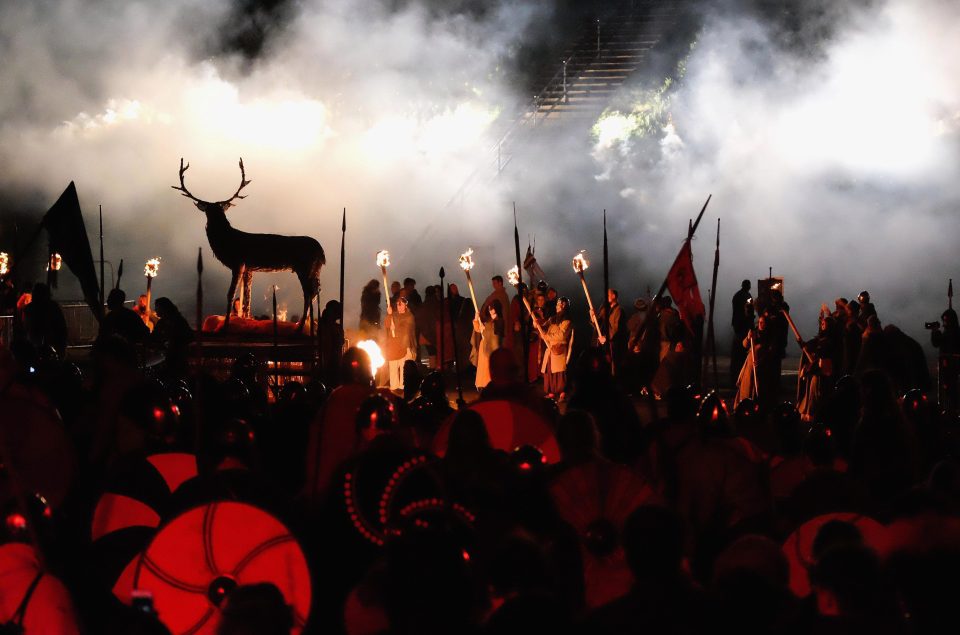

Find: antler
<box><xmin>218</xmin><ymin>158</ymin><xmax>252</xmax><ymax>207</ymax></box>
<box><xmin>171</xmin><ymin>158</ymin><xmax>202</xmax><ymax>202</ymax></box>
<box><xmin>171</xmin><ymin>158</ymin><xmax>201</xmax><ymax>202</ymax></box>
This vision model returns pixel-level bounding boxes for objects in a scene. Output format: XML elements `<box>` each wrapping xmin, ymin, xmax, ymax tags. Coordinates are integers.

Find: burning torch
<box><xmin>572</xmin><ymin>251</ymin><xmax>605</xmax><ymax>344</ymax></box>
<box><xmin>144</xmin><ymin>257</ymin><xmax>160</xmax><ymax>314</ymax></box>
<box><xmin>376</xmin><ymin>250</ymin><xmax>395</xmax><ymax>336</ymax></box>
<box><xmin>508</xmin><ymin>266</ymin><xmax>546</xmax><ymax>340</ymax></box>
<box><xmin>459</xmin><ymin>248</ymin><xmax>481</xmax><ymax>317</ymax></box>
<box><xmin>46</xmin><ymin>252</ymin><xmax>63</xmax><ymax>287</ymax></box>
<box><xmin>0</xmin><ymin>252</ymin><xmax>9</xmax><ymax>277</ymax></box>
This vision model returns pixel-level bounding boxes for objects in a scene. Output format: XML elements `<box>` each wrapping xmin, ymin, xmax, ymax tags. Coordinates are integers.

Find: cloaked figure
<box><xmin>22</xmin><ymin>282</ymin><xmax>67</xmax><ymax>360</ymax></box>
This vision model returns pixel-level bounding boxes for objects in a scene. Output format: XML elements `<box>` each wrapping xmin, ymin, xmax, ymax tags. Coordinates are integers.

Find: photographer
<box><xmin>929</xmin><ymin>308</ymin><xmax>960</xmax><ymax>414</ymax></box>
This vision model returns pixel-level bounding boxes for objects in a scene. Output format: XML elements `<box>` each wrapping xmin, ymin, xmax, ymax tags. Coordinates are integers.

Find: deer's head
<box><xmin>172</xmin><ymin>158</ymin><xmax>251</xmax><ymax>216</ymax></box>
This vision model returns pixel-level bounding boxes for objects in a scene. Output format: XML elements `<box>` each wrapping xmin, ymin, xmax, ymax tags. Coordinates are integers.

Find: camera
<box><xmin>924</xmin><ymin>321</ymin><xmax>940</xmax><ymax>330</ymax></box>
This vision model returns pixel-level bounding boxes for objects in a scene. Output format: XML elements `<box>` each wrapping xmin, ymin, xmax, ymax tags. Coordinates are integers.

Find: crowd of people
<box><xmin>0</xmin><ymin>273</ymin><xmax>959</xmax><ymax>635</ymax></box>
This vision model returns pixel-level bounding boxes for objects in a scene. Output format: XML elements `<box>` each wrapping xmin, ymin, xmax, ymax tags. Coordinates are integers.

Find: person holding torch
<box><xmin>541</xmin><ymin>296</ymin><xmax>573</xmax><ymax>401</ymax></box>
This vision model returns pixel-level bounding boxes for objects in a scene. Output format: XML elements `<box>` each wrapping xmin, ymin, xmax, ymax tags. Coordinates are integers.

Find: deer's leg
<box><xmin>241</xmin><ymin>270</ymin><xmax>253</xmax><ymax>318</ymax></box>
<box><xmin>297</xmin><ymin>270</ymin><xmax>319</xmax><ymax>332</ymax></box>
<box><xmin>224</xmin><ymin>266</ymin><xmax>242</xmax><ymax>330</ymax></box>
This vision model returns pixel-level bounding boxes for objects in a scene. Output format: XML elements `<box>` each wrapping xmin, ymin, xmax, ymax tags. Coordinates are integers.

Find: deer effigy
<box><xmin>172</xmin><ymin>158</ymin><xmax>325</xmax><ymax>332</ymax></box>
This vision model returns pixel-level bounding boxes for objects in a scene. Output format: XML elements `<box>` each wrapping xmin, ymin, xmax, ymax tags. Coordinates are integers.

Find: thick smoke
<box><xmin>0</xmin><ymin>0</ymin><xmax>549</xmax><ymax>318</ymax></box>
<box><xmin>1</xmin><ymin>0</ymin><xmax>958</xmax><ymax>352</ymax></box>
<box><xmin>583</xmin><ymin>0</ymin><xmax>960</xmax><ymax>346</ymax></box>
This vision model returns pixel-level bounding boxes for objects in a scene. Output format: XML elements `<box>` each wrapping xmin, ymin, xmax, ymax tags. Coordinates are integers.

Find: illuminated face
<box><xmin>607</xmin><ymin>290</ymin><xmax>616</xmax><ymax>303</ymax></box>
<box><xmin>488</xmin><ymin>306</ymin><xmax>498</xmax><ymax>320</ymax></box>
<box><xmin>535</xmin><ymin>294</ymin><xmax>546</xmax><ymax>308</ymax></box>
<box><xmin>758</xmin><ymin>316</ymin><xmax>767</xmax><ymax>330</ymax></box>
<box><xmin>398</xmin><ymin>300</ymin><xmax>408</xmax><ymax>314</ymax></box>
<box><xmin>557</xmin><ymin>299</ymin><xmax>568</xmax><ymax>313</ymax></box>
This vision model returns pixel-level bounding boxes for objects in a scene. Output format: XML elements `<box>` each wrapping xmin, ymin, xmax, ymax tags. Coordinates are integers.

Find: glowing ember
<box><xmin>572</xmin><ymin>251</ymin><xmax>589</xmax><ymax>273</ymax></box>
<box><xmin>376</xmin><ymin>250</ymin><xmax>390</xmax><ymax>268</ymax></box>
<box><xmin>48</xmin><ymin>253</ymin><xmax>63</xmax><ymax>272</ymax></box>
<box><xmin>459</xmin><ymin>248</ymin><xmax>475</xmax><ymax>272</ymax></box>
<box><xmin>0</xmin><ymin>252</ymin><xmax>9</xmax><ymax>276</ymax></box>
<box><xmin>507</xmin><ymin>266</ymin><xmax>520</xmax><ymax>287</ymax></box>
<box><xmin>356</xmin><ymin>340</ymin><xmax>385</xmax><ymax>377</ymax></box>
<box><xmin>144</xmin><ymin>257</ymin><xmax>161</xmax><ymax>278</ymax></box>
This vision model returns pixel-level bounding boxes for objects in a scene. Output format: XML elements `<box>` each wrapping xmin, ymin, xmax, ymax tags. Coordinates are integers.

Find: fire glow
<box><xmin>144</xmin><ymin>257</ymin><xmax>161</xmax><ymax>278</ymax></box>
<box><xmin>376</xmin><ymin>250</ymin><xmax>391</xmax><ymax>268</ymax></box>
<box><xmin>356</xmin><ymin>339</ymin><xmax>385</xmax><ymax>377</ymax></box>
<box><xmin>507</xmin><ymin>266</ymin><xmax>520</xmax><ymax>287</ymax></box>
<box><xmin>572</xmin><ymin>251</ymin><xmax>589</xmax><ymax>273</ymax></box>
<box><xmin>459</xmin><ymin>248</ymin><xmax>475</xmax><ymax>272</ymax></box>
<box><xmin>0</xmin><ymin>252</ymin><xmax>9</xmax><ymax>276</ymax></box>
<box><xmin>48</xmin><ymin>253</ymin><xmax>62</xmax><ymax>272</ymax></box>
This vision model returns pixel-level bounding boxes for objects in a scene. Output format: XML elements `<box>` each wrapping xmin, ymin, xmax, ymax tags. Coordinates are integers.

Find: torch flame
<box><xmin>144</xmin><ymin>257</ymin><xmax>161</xmax><ymax>278</ymax></box>
<box><xmin>507</xmin><ymin>266</ymin><xmax>520</xmax><ymax>287</ymax></box>
<box><xmin>0</xmin><ymin>252</ymin><xmax>9</xmax><ymax>276</ymax></box>
<box><xmin>376</xmin><ymin>250</ymin><xmax>390</xmax><ymax>268</ymax></box>
<box><xmin>356</xmin><ymin>339</ymin><xmax>386</xmax><ymax>377</ymax></box>
<box><xmin>48</xmin><ymin>253</ymin><xmax>63</xmax><ymax>272</ymax></box>
<box><xmin>572</xmin><ymin>251</ymin><xmax>589</xmax><ymax>273</ymax></box>
<box><xmin>459</xmin><ymin>248</ymin><xmax>475</xmax><ymax>272</ymax></box>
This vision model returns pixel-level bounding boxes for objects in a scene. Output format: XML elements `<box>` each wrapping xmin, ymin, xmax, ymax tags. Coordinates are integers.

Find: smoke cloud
<box><xmin>1</xmin><ymin>0</ymin><xmax>958</xmax><ymax>351</ymax></box>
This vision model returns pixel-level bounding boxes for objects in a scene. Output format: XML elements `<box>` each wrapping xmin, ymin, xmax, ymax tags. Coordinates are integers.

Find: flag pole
<box><xmin>439</xmin><ymin>266</ymin><xmax>446</xmax><ymax>374</ymax></box>
<box><xmin>603</xmin><ymin>209</ymin><xmax>612</xmax><ymax>366</ymax></box>
<box><xmin>99</xmin><ymin>205</ymin><xmax>104</xmax><ymax>308</ymax></box>
<box><xmin>636</xmin><ymin>195</ymin><xmax>712</xmax><ymax>383</ymax></box>
<box><xmin>447</xmin><ymin>267</ymin><xmax>467</xmax><ymax>408</ymax></box>
<box><xmin>514</xmin><ymin>203</ymin><xmax>529</xmax><ymax>383</ymax></box>
<box><xmin>702</xmin><ymin>218</ymin><xmax>720</xmax><ymax>389</ymax></box>
<box><xmin>196</xmin><ymin>248</ymin><xmax>203</xmax><ymax>331</ymax></box>
<box><xmin>339</xmin><ymin>208</ymin><xmax>346</xmax><ymax>325</ymax></box>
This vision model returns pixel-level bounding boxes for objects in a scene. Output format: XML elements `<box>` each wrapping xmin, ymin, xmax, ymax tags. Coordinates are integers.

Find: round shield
<box><xmin>90</xmin><ymin>452</ymin><xmax>200</xmax><ymax>602</ymax></box>
<box><xmin>549</xmin><ymin>461</ymin><xmax>657</xmax><ymax>608</ymax></box>
<box><xmin>132</xmin><ymin>501</ymin><xmax>312</xmax><ymax>634</ymax></box>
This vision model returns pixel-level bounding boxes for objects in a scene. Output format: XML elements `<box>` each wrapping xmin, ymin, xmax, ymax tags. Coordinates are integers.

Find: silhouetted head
<box><xmin>107</xmin><ymin>288</ymin><xmax>126</xmax><ymax>309</ymax></box>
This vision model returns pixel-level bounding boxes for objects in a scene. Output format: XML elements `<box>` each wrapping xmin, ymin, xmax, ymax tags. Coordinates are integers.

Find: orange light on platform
<box><xmin>356</xmin><ymin>339</ymin><xmax>385</xmax><ymax>377</ymax></box>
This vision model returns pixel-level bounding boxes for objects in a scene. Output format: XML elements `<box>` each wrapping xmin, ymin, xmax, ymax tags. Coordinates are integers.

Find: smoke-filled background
<box><xmin>1</xmin><ymin>0</ymin><xmax>958</xmax><ymax>351</ymax></box>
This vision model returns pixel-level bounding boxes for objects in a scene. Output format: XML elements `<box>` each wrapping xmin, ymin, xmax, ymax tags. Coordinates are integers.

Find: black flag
<box><xmin>42</xmin><ymin>182</ymin><xmax>103</xmax><ymax>321</ymax></box>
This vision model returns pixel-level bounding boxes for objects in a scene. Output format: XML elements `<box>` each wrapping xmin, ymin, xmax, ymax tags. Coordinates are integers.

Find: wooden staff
<box><xmin>781</xmin><ymin>308</ymin><xmax>815</xmax><ymax>364</ymax></box>
<box><xmin>573</xmin><ymin>252</ymin><xmax>604</xmax><ymax>343</ymax></box>
<box><xmin>439</xmin><ymin>266</ymin><xmax>445</xmax><ymax>371</ymax></box>
<box><xmin>377</xmin><ymin>250</ymin><xmax>395</xmax><ymax>337</ymax></box>
<box><xmin>514</xmin><ymin>203</ymin><xmax>529</xmax><ymax>382</ymax></box>
<box><xmin>339</xmin><ymin>208</ymin><xmax>346</xmax><ymax>325</ymax></box>
<box><xmin>99</xmin><ymin>205</ymin><xmax>104</xmax><ymax>308</ymax></box>
<box><xmin>196</xmin><ymin>248</ymin><xmax>203</xmax><ymax>331</ymax></box>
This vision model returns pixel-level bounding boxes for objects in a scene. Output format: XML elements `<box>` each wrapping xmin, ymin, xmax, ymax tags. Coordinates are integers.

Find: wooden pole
<box><xmin>577</xmin><ymin>269</ymin><xmax>604</xmax><ymax>341</ymax></box>
<box><xmin>439</xmin><ymin>267</ymin><xmax>445</xmax><ymax>372</ymax></box>
<box><xmin>115</xmin><ymin>259</ymin><xmax>123</xmax><ymax>290</ymax></box>
<box><xmin>339</xmin><ymin>208</ymin><xmax>346</xmax><ymax>325</ymax></box>
<box><xmin>196</xmin><ymin>248</ymin><xmax>203</xmax><ymax>331</ymax></box>
<box><xmin>99</xmin><ymin>205</ymin><xmax>104</xmax><ymax>308</ymax></box>
<box><xmin>272</xmin><ymin>285</ymin><xmax>280</xmax><ymax>395</ymax></box>
<box><xmin>702</xmin><ymin>218</ymin><xmax>720</xmax><ymax>389</ymax></box>
<box><xmin>514</xmin><ymin>203</ymin><xmax>528</xmax><ymax>382</ymax></box>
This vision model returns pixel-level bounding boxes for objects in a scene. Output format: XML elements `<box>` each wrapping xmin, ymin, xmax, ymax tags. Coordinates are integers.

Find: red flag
<box><xmin>665</xmin><ymin>240</ymin><xmax>705</xmax><ymax>329</ymax></box>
